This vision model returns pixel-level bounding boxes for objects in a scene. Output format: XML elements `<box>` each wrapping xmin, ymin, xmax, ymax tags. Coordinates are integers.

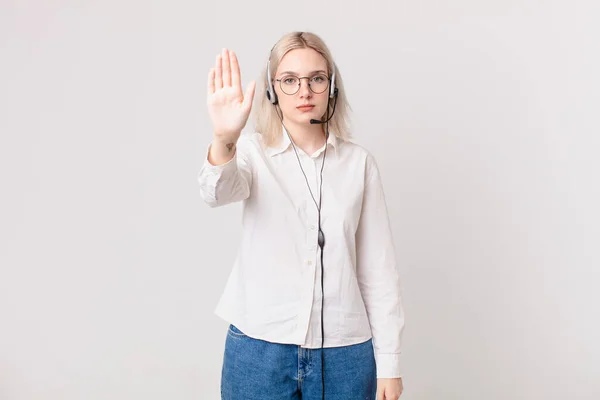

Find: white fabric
<box><xmin>197</xmin><ymin>129</ymin><xmax>405</xmax><ymax>378</ymax></box>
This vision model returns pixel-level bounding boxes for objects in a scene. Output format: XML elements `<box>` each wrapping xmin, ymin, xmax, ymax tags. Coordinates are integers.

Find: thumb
<box><xmin>242</xmin><ymin>80</ymin><xmax>256</xmax><ymax>112</ymax></box>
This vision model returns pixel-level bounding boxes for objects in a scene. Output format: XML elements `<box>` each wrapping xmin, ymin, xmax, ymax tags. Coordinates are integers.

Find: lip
<box><xmin>296</xmin><ymin>105</ymin><xmax>315</xmax><ymax>111</ymax></box>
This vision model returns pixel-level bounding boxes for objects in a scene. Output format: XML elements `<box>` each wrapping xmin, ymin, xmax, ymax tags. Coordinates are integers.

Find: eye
<box><xmin>282</xmin><ymin>76</ymin><xmax>298</xmax><ymax>85</ymax></box>
<box><xmin>312</xmin><ymin>75</ymin><xmax>326</xmax><ymax>83</ymax></box>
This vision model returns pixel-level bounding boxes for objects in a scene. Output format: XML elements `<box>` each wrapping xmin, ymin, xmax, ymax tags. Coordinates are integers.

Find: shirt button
<box><xmin>309</xmin><ymin>245</ymin><xmax>316</xmax><ymax>251</ymax></box>
<box><xmin>307</xmin><ymin>260</ymin><xmax>313</xmax><ymax>265</ymax></box>
<box><xmin>310</xmin><ymin>225</ymin><xmax>316</xmax><ymax>230</ymax></box>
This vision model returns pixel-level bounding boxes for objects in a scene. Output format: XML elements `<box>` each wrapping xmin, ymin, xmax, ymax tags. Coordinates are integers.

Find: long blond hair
<box><xmin>253</xmin><ymin>31</ymin><xmax>352</xmax><ymax>148</ymax></box>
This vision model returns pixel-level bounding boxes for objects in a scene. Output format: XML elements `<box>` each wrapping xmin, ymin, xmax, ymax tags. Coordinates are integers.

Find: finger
<box><xmin>222</xmin><ymin>48</ymin><xmax>231</xmax><ymax>87</ymax></box>
<box><xmin>376</xmin><ymin>386</ymin><xmax>384</xmax><ymax>400</ymax></box>
<box><xmin>230</xmin><ymin>50</ymin><xmax>242</xmax><ymax>92</ymax></box>
<box><xmin>242</xmin><ymin>81</ymin><xmax>256</xmax><ymax>112</ymax></box>
<box><xmin>215</xmin><ymin>54</ymin><xmax>223</xmax><ymax>89</ymax></box>
<box><xmin>207</xmin><ymin>68</ymin><xmax>215</xmax><ymax>95</ymax></box>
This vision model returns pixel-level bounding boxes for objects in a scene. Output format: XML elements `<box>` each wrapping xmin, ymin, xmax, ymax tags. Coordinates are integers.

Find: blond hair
<box><xmin>253</xmin><ymin>31</ymin><xmax>352</xmax><ymax>148</ymax></box>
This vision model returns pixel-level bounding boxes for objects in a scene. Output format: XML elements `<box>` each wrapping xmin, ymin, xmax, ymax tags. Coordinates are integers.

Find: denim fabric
<box><xmin>221</xmin><ymin>324</ymin><xmax>377</xmax><ymax>400</ymax></box>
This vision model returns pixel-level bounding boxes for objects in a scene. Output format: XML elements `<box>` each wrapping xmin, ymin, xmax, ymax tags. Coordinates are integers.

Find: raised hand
<box><xmin>207</xmin><ymin>48</ymin><xmax>256</xmax><ymax>147</ymax></box>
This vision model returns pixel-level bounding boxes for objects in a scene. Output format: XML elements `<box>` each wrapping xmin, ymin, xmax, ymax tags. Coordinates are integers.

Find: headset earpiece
<box><xmin>330</xmin><ymin>71</ymin><xmax>337</xmax><ymax>99</ymax></box>
<box><xmin>266</xmin><ymin>59</ymin><xmax>278</xmax><ymax>105</ymax></box>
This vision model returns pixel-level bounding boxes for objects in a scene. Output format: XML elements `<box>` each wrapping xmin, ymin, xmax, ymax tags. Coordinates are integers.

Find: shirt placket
<box><xmin>297</xmin><ymin>153</ymin><xmax>321</xmax><ymax>346</ymax></box>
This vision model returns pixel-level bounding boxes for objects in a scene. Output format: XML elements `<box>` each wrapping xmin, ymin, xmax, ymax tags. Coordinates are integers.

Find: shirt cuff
<box><xmin>197</xmin><ymin>143</ymin><xmax>241</xmax><ymax>205</ymax></box>
<box><xmin>374</xmin><ymin>352</ymin><xmax>403</xmax><ymax>378</ymax></box>
<box><xmin>200</xmin><ymin>142</ymin><xmax>240</xmax><ymax>184</ymax></box>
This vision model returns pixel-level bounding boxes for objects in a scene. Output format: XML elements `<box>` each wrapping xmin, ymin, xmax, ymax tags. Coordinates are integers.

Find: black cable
<box><xmin>319</xmin><ymin>112</ymin><xmax>330</xmax><ymax>400</ymax></box>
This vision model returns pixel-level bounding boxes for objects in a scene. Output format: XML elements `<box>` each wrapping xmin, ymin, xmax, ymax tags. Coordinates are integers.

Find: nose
<box><xmin>298</xmin><ymin>78</ymin><xmax>312</xmax><ymax>98</ymax></box>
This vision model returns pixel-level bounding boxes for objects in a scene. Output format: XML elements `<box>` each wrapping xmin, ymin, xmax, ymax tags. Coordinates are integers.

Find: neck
<box><xmin>284</xmin><ymin>120</ymin><xmax>327</xmax><ymax>156</ymax></box>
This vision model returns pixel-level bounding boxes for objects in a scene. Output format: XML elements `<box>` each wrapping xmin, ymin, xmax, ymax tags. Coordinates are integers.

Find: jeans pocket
<box><xmin>227</xmin><ymin>324</ymin><xmax>247</xmax><ymax>338</ymax></box>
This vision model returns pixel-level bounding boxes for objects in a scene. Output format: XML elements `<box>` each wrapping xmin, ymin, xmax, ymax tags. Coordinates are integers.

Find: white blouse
<box><xmin>197</xmin><ymin>129</ymin><xmax>405</xmax><ymax>378</ymax></box>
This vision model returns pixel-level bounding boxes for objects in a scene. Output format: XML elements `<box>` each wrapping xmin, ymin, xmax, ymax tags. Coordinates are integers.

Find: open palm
<box><xmin>207</xmin><ymin>48</ymin><xmax>256</xmax><ymax>144</ymax></box>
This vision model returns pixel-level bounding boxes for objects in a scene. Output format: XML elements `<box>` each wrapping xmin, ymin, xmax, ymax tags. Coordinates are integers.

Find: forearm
<box><xmin>198</xmin><ymin>134</ymin><xmax>251</xmax><ymax>207</ymax></box>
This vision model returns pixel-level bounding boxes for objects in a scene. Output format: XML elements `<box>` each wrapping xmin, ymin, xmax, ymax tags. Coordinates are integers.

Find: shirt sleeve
<box><xmin>197</xmin><ymin>138</ymin><xmax>252</xmax><ymax>208</ymax></box>
<box><xmin>355</xmin><ymin>153</ymin><xmax>405</xmax><ymax>378</ymax></box>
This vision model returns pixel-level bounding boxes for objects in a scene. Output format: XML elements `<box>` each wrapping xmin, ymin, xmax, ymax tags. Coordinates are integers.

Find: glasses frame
<box><xmin>274</xmin><ymin>73</ymin><xmax>331</xmax><ymax>96</ymax></box>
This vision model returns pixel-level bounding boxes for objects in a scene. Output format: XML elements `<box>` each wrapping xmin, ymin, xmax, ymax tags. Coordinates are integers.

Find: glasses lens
<box><xmin>280</xmin><ymin>75</ymin><xmax>299</xmax><ymax>95</ymax></box>
<box><xmin>309</xmin><ymin>74</ymin><xmax>329</xmax><ymax>94</ymax></box>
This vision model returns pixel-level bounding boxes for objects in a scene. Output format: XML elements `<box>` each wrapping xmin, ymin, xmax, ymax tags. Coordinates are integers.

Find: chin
<box><xmin>284</xmin><ymin>107</ymin><xmax>325</xmax><ymax>125</ymax></box>
<box><xmin>301</xmin><ymin>110</ymin><xmax>324</xmax><ymax>123</ymax></box>
<box><xmin>287</xmin><ymin>114</ymin><xmax>313</xmax><ymax>125</ymax></box>
<box><xmin>303</xmin><ymin>115</ymin><xmax>321</xmax><ymax>125</ymax></box>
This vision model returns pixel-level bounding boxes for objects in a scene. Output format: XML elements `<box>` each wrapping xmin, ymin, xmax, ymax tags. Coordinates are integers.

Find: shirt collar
<box><xmin>265</xmin><ymin>125</ymin><xmax>339</xmax><ymax>158</ymax></box>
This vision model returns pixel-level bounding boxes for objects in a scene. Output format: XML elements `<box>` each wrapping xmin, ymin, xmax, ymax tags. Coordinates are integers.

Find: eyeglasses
<box><xmin>274</xmin><ymin>74</ymin><xmax>330</xmax><ymax>95</ymax></box>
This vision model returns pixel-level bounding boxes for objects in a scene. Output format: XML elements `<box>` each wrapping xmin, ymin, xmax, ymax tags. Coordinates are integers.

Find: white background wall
<box><xmin>1</xmin><ymin>0</ymin><xmax>599</xmax><ymax>399</ymax></box>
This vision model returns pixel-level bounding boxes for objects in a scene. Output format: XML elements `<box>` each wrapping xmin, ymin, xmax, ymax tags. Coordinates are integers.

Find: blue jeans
<box><xmin>221</xmin><ymin>324</ymin><xmax>377</xmax><ymax>400</ymax></box>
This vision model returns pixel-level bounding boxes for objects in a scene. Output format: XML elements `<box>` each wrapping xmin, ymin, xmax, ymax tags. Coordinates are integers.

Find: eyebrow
<box><xmin>278</xmin><ymin>70</ymin><xmax>327</xmax><ymax>76</ymax></box>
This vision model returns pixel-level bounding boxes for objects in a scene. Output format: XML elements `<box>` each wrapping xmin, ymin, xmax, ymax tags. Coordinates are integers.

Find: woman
<box><xmin>198</xmin><ymin>31</ymin><xmax>404</xmax><ymax>400</ymax></box>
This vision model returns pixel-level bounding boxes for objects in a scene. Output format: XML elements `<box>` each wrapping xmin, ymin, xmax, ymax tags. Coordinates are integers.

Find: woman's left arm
<box><xmin>355</xmin><ymin>152</ymin><xmax>406</xmax><ymax>388</ymax></box>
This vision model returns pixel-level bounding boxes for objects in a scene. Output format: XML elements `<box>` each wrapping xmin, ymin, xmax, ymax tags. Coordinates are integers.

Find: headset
<box><xmin>265</xmin><ymin>41</ymin><xmax>339</xmax><ymax>400</ymax></box>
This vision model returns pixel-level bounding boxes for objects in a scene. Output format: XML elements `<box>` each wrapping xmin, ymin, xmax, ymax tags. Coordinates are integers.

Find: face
<box><xmin>273</xmin><ymin>48</ymin><xmax>330</xmax><ymax>126</ymax></box>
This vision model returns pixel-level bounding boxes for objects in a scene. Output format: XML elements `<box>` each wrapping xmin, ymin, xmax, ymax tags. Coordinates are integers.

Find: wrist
<box><xmin>212</xmin><ymin>136</ymin><xmax>237</xmax><ymax>152</ymax></box>
<box><xmin>213</xmin><ymin>130</ymin><xmax>240</xmax><ymax>145</ymax></box>
<box><xmin>208</xmin><ymin>139</ymin><xmax>237</xmax><ymax>166</ymax></box>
